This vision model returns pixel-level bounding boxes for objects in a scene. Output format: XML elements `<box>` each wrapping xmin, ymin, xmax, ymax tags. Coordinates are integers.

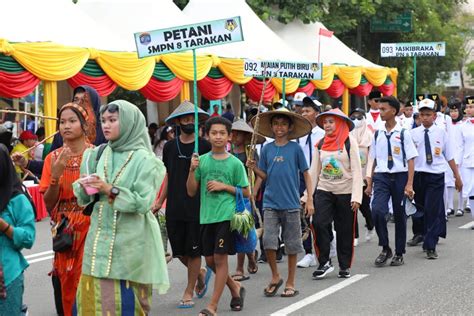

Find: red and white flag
<box><xmin>319</xmin><ymin>28</ymin><xmax>334</xmax><ymax>38</ymax></box>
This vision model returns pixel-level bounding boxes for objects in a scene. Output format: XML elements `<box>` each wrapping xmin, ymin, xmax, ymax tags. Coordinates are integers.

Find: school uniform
<box><xmin>412</xmin><ymin>124</ymin><xmax>454</xmax><ymax>252</ymax></box>
<box><xmin>369</xmin><ymin>123</ymin><xmax>418</xmax><ymax>256</ymax></box>
<box><xmin>445</xmin><ymin>120</ymin><xmax>465</xmax><ymax>213</ymax></box>
<box><xmin>366</xmin><ymin>109</ymin><xmax>385</xmax><ymax>132</ymax></box>
<box><xmin>460</xmin><ymin>119</ymin><xmax>474</xmax><ymax>217</ymax></box>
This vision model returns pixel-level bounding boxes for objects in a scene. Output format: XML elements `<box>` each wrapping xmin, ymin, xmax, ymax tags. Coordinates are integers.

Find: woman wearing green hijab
<box><xmin>73</xmin><ymin>100</ymin><xmax>169</xmax><ymax>315</ymax></box>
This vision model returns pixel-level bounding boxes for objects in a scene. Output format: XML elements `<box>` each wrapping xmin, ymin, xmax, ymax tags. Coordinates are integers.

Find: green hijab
<box><xmin>102</xmin><ymin>100</ymin><xmax>152</xmax><ymax>153</ymax></box>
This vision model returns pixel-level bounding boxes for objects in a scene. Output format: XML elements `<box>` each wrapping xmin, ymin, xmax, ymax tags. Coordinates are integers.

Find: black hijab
<box><xmin>0</xmin><ymin>144</ymin><xmax>23</xmax><ymax>213</ymax></box>
<box><xmin>448</xmin><ymin>98</ymin><xmax>464</xmax><ymax>123</ymax></box>
<box><xmin>50</xmin><ymin>85</ymin><xmax>106</xmax><ymax>152</ymax></box>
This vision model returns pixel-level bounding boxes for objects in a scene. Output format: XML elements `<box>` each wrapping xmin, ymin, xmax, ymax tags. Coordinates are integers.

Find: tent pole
<box><xmin>282</xmin><ymin>78</ymin><xmax>286</xmax><ymax>107</ymax></box>
<box><xmin>34</xmin><ymin>86</ymin><xmax>39</xmax><ymax>133</ymax></box>
<box><xmin>192</xmin><ymin>49</ymin><xmax>199</xmax><ymax>153</ymax></box>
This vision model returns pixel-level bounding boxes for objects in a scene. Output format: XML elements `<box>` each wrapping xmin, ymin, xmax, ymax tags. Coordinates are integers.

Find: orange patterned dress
<box><xmin>40</xmin><ymin>146</ymin><xmax>92</xmax><ymax>316</ymax></box>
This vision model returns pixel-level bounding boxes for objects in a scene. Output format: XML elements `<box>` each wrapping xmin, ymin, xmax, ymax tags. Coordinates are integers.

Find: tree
<box><xmin>174</xmin><ymin>0</ymin><xmax>471</xmax><ymax>98</ymax></box>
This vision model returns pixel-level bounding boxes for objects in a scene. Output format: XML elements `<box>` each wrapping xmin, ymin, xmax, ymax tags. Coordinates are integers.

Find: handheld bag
<box><xmin>231</xmin><ymin>187</ymin><xmax>257</xmax><ymax>254</ymax></box>
<box><xmin>52</xmin><ymin>215</ymin><xmax>73</xmax><ymax>253</ymax></box>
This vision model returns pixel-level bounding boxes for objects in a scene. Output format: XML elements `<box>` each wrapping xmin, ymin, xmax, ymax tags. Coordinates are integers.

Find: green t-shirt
<box><xmin>195</xmin><ymin>152</ymin><xmax>249</xmax><ymax>224</ymax></box>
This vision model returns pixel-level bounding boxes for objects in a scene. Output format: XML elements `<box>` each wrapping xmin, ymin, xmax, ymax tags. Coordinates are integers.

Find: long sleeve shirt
<box><xmin>0</xmin><ymin>194</ymin><xmax>36</xmax><ymax>286</ymax></box>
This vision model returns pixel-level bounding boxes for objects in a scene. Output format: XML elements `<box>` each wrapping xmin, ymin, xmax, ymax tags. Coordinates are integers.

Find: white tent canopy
<box><xmin>75</xmin><ymin>0</ymin><xmax>187</xmax><ymax>51</ymax></box>
<box><xmin>182</xmin><ymin>0</ymin><xmax>311</xmax><ymax>61</ymax></box>
<box><xmin>1</xmin><ymin>0</ymin><xmax>128</xmax><ymax>51</ymax></box>
<box><xmin>265</xmin><ymin>19</ymin><xmax>381</xmax><ymax>67</ymax></box>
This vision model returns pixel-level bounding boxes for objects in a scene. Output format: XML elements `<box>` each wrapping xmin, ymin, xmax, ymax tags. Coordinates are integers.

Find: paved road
<box><xmin>23</xmin><ymin>214</ymin><xmax>473</xmax><ymax>315</ymax></box>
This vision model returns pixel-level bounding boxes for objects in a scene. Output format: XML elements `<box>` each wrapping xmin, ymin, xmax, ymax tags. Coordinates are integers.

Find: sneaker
<box><xmin>446</xmin><ymin>208</ymin><xmax>454</xmax><ymax>216</ymax></box>
<box><xmin>257</xmin><ymin>252</ymin><xmax>267</xmax><ymax>263</ymax></box>
<box><xmin>312</xmin><ymin>261</ymin><xmax>334</xmax><ymax>279</ymax></box>
<box><xmin>426</xmin><ymin>249</ymin><xmax>438</xmax><ymax>259</ymax></box>
<box><xmin>390</xmin><ymin>254</ymin><xmax>404</xmax><ymax>266</ymax></box>
<box><xmin>465</xmin><ymin>206</ymin><xmax>471</xmax><ymax>213</ymax></box>
<box><xmin>407</xmin><ymin>235</ymin><xmax>423</xmax><ymax>247</ymax></box>
<box><xmin>353</xmin><ymin>238</ymin><xmax>359</xmax><ymax>247</ymax></box>
<box><xmin>455</xmin><ymin>209</ymin><xmax>464</xmax><ymax>217</ymax></box>
<box><xmin>365</xmin><ymin>229</ymin><xmax>375</xmax><ymax>242</ymax></box>
<box><xmin>338</xmin><ymin>269</ymin><xmax>351</xmax><ymax>278</ymax></box>
<box><xmin>297</xmin><ymin>254</ymin><xmax>317</xmax><ymax>268</ymax></box>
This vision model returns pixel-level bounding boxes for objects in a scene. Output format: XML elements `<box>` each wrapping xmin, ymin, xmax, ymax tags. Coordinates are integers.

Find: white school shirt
<box><xmin>366</xmin><ymin>109</ymin><xmax>385</xmax><ymax>133</ymax></box>
<box><xmin>460</xmin><ymin>119</ymin><xmax>474</xmax><ymax>168</ymax></box>
<box><xmin>369</xmin><ymin>122</ymin><xmax>418</xmax><ymax>174</ymax></box>
<box><xmin>435</xmin><ymin>112</ymin><xmax>452</xmax><ymax>135</ymax></box>
<box><xmin>412</xmin><ymin>125</ymin><xmax>454</xmax><ymax>174</ymax></box>
<box><xmin>297</xmin><ymin>126</ymin><xmax>325</xmax><ymax>165</ymax></box>
<box><xmin>449</xmin><ymin>120</ymin><xmax>465</xmax><ymax>164</ymax></box>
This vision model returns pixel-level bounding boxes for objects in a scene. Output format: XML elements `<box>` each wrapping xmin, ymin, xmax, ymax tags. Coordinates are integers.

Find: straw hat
<box><xmin>165</xmin><ymin>100</ymin><xmax>209</xmax><ymax>124</ymax></box>
<box><xmin>251</xmin><ymin>108</ymin><xmax>312</xmax><ymax>140</ymax></box>
<box><xmin>316</xmin><ymin>108</ymin><xmax>355</xmax><ymax>131</ymax></box>
<box><xmin>232</xmin><ymin>119</ymin><xmax>266</xmax><ymax>144</ymax></box>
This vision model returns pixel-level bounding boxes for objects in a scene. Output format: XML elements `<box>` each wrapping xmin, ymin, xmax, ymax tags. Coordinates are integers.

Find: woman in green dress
<box><xmin>73</xmin><ymin>100</ymin><xmax>169</xmax><ymax>315</ymax></box>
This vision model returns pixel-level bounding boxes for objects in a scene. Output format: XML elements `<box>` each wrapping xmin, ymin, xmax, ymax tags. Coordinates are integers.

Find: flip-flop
<box><xmin>232</xmin><ymin>274</ymin><xmax>250</xmax><ymax>282</ymax></box>
<box><xmin>263</xmin><ymin>278</ymin><xmax>283</xmax><ymax>297</ymax></box>
<box><xmin>230</xmin><ymin>286</ymin><xmax>246</xmax><ymax>311</ymax></box>
<box><xmin>280</xmin><ymin>288</ymin><xmax>299</xmax><ymax>298</ymax></box>
<box><xmin>199</xmin><ymin>308</ymin><xmax>216</xmax><ymax>316</ymax></box>
<box><xmin>196</xmin><ymin>266</ymin><xmax>212</xmax><ymax>299</ymax></box>
<box><xmin>177</xmin><ymin>299</ymin><xmax>195</xmax><ymax>309</ymax></box>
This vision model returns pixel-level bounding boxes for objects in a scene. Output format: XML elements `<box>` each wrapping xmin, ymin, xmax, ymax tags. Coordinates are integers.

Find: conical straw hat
<box><xmin>165</xmin><ymin>100</ymin><xmax>209</xmax><ymax>124</ymax></box>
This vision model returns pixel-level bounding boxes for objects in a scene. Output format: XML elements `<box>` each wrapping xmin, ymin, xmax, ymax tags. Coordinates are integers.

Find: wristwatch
<box><xmin>110</xmin><ymin>186</ymin><xmax>120</xmax><ymax>198</ymax></box>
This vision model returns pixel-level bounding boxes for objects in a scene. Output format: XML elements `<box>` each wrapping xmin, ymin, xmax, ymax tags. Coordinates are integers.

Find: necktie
<box><xmin>424</xmin><ymin>128</ymin><xmax>433</xmax><ymax>164</ymax></box>
<box><xmin>306</xmin><ymin>133</ymin><xmax>312</xmax><ymax>165</ymax></box>
<box><xmin>385</xmin><ymin>132</ymin><xmax>394</xmax><ymax>170</ymax></box>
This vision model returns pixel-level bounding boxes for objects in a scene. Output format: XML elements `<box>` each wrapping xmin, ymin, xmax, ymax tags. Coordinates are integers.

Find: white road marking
<box><xmin>28</xmin><ymin>255</ymin><xmax>54</xmax><ymax>264</ymax></box>
<box><xmin>270</xmin><ymin>274</ymin><xmax>368</xmax><ymax>316</ymax></box>
<box><xmin>24</xmin><ymin>250</ymin><xmax>53</xmax><ymax>259</ymax></box>
<box><xmin>458</xmin><ymin>221</ymin><xmax>474</xmax><ymax>229</ymax></box>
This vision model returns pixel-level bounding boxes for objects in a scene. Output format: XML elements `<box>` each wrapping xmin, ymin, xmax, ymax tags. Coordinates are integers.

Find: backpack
<box><xmin>374</xmin><ymin>128</ymin><xmax>407</xmax><ymax>167</ymax></box>
<box><xmin>317</xmin><ymin>136</ymin><xmax>351</xmax><ymax>161</ymax></box>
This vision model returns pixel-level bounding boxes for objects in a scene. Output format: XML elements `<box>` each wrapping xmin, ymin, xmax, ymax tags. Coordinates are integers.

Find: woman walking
<box><xmin>40</xmin><ymin>103</ymin><xmax>93</xmax><ymax>316</ymax></box>
<box><xmin>73</xmin><ymin>100</ymin><xmax>169</xmax><ymax>315</ymax></box>
<box><xmin>0</xmin><ymin>144</ymin><xmax>36</xmax><ymax>314</ymax></box>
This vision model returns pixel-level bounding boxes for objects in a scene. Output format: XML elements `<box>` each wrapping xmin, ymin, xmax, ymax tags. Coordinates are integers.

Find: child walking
<box><xmin>187</xmin><ymin>117</ymin><xmax>249</xmax><ymax>316</ymax></box>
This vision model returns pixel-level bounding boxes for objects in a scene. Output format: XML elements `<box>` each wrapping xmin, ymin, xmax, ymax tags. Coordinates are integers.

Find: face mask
<box><xmin>352</xmin><ymin>118</ymin><xmax>364</xmax><ymax>129</ymax></box>
<box><xmin>180</xmin><ymin>123</ymin><xmax>195</xmax><ymax>135</ymax></box>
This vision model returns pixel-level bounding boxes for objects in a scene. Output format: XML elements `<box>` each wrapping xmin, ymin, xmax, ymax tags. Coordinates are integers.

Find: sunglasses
<box><xmin>350</xmin><ymin>115</ymin><xmax>365</xmax><ymax>120</ymax></box>
<box><xmin>100</xmin><ymin>103</ymin><xmax>119</xmax><ymax>114</ymax></box>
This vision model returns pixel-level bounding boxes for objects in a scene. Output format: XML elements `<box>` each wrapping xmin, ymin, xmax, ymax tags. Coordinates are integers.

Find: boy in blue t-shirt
<box><xmin>248</xmin><ymin>112</ymin><xmax>314</xmax><ymax>298</ymax></box>
<box><xmin>187</xmin><ymin>117</ymin><xmax>249</xmax><ymax>316</ymax></box>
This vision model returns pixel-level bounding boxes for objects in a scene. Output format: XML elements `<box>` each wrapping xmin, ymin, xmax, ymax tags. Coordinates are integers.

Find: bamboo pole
<box><xmin>0</xmin><ymin>109</ymin><xmax>58</xmax><ymax>121</ymax></box>
<box><xmin>20</xmin><ymin>131</ymin><xmax>59</xmax><ymax>155</ymax></box>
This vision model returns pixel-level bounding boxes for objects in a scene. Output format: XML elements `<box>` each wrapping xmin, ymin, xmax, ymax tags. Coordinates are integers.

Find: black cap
<box><xmin>416</xmin><ymin>94</ymin><xmax>426</xmax><ymax>102</ymax></box>
<box><xmin>448</xmin><ymin>97</ymin><xmax>462</xmax><ymax>109</ymax></box>
<box><xmin>302</xmin><ymin>96</ymin><xmax>321</xmax><ymax>112</ymax></box>
<box><xmin>427</xmin><ymin>94</ymin><xmax>439</xmax><ymax>102</ymax></box>
<box><xmin>405</xmin><ymin>100</ymin><xmax>414</xmax><ymax>107</ymax></box>
<box><xmin>350</xmin><ymin>107</ymin><xmax>366</xmax><ymax>116</ymax></box>
<box><xmin>368</xmin><ymin>91</ymin><xmax>382</xmax><ymax>100</ymax></box>
<box><xmin>379</xmin><ymin>96</ymin><xmax>400</xmax><ymax>115</ymax></box>
<box><xmin>465</xmin><ymin>96</ymin><xmax>474</xmax><ymax>105</ymax></box>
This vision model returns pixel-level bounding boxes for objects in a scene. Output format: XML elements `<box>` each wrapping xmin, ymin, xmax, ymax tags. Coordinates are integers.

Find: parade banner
<box><xmin>134</xmin><ymin>17</ymin><xmax>243</xmax><ymax>58</ymax></box>
<box><xmin>380</xmin><ymin>42</ymin><xmax>446</xmax><ymax>58</ymax></box>
<box><xmin>243</xmin><ymin>59</ymin><xmax>323</xmax><ymax>80</ymax></box>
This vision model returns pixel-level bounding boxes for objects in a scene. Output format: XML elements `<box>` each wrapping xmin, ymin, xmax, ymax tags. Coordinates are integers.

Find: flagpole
<box><xmin>192</xmin><ymin>48</ymin><xmax>199</xmax><ymax>153</ymax></box>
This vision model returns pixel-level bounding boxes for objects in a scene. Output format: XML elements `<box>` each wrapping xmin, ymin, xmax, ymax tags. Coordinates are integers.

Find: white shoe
<box><xmin>297</xmin><ymin>254</ymin><xmax>317</xmax><ymax>268</ymax></box>
<box><xmin>353</xmin><ymin>238</ymin><xmax>359</xmax><ymax>247</ymax></box>
<box><xmin>455</xmin><ymin>209</ymin><xmax>464</xmax><ymax>217</ymax></box>
<box><xmin>446</xmin><ymin>208</ymin><xmax>454</xmax><ymax>216</ymax></box>
<box><xmin>365</xmin><ymin>229</ymin><xmax>375</xmax><ymax>242</ymax></box>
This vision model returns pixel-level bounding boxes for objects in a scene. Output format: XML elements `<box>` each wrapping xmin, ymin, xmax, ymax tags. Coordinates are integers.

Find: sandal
<box><xmin>196</xmin><ymin>267</ymin><xmax>212</xmax><ymax>299</ymax></box>
<box><xmin>232</xmin><ymin>274</ymin><xmax>250</xmax><ymax>282</ymax></box>
<box><xmin>230</xmin><ymin>286</ymin><xmax>246</xmax><ymax>311</ymax></box>
<box><xmin>247</xmin><ymin>250</ymin><xmax>258</xmax><ymax>274</ymax></box>
<box><xmin>263</xmin><ymin>278</ymin><xmax>283</xmax><ymax>297</ymax></box>
<box><xmin>281</xmin><ymin>287</ymin><xmax>299</xmax><ymax>298</ymax></box>
<box><xmin>199</xmin><ymin>308</ymin><xmax>216</xmax><ymax>316</ymax></box>
<box><xmin>177</xmin><ymin>299</ymin><xmax>194</xmax><ymax>309</ymax></box>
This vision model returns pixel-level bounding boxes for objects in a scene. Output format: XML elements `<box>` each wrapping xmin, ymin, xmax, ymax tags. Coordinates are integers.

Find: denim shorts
<box><xmin>262</xmin><ymin>208</ymin><xmax>304</xmax><ymax>255</ymax></box>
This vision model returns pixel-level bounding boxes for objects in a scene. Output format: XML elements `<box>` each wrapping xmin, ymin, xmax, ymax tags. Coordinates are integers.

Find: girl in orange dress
<box><xmin>40</xmin><ymin>103</ymin><xmax>93</xmax><ymax>316</ymax></box>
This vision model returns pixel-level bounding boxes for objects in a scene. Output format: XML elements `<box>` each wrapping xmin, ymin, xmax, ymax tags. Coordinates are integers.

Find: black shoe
<box><xmin>312</xmin><ymin>260</ymin><xmax>334</xmax><ymax>279</ymax></box>
<box><xmin>464</xmin><ymin>206</ymin><xmax>471</xmax><ymax>213</ymax></box>
<box><xmin>338</xmin><ymin>269</ymin><xmax>351</xmax><ymax>278</ymax></box>
<box><xmin>257</xmin><ymin>253</ymin><xmax>267</xmax><ymax>263</ymax></box>
<box><xmin>390</xmin><ymin>254</ymin><xmax>404</xmax><ymax>266</ymax></box>
<box><xmin>426</xmin><ymin>249</ymin><xmax>438</xmax><ymax>259</ymax></box>
<box><xmin>407</xmin><ymin>235</ymin><xmax>423</xmax><ymax>247</ymax></box>
<box><xmin>374</xmin><ymin>248</ymin><xmax>393</xmax><ymax>267</ymax></box>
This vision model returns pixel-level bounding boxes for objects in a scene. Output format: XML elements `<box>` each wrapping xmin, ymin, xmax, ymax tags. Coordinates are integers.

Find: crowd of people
<box><xmin>0</xmin><ymin>84</ymin><xmax>473</xmax><ymax>316</ymax></box>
